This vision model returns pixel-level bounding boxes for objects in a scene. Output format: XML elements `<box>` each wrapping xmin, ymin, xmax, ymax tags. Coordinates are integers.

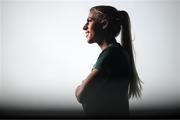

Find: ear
<box><xmin>101</xmin><ymin>19</ymin><xmax>108</xmax><ymax>30</ymax></box>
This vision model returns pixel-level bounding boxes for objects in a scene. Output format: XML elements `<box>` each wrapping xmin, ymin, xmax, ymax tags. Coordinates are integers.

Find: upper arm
<box><xmin>93</xmin><ymin>49</ymin><xmax>111</xmax><ymax>72</ymax></box>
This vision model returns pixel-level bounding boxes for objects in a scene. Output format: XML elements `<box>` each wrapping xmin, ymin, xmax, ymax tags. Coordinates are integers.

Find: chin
<box><xmin>87</xmin><ymin>40</ymin><xmax>95</xmax><ymax>44</ymax></box>
<box><xmin>87</xmin><ymin>38</ymin><xmax>96</xmax><ymax>44</ymax></box>
<box><xmin>87</xmin><ymin>40</ymin><xmax>92</xmax><ymax>44</ymax></box>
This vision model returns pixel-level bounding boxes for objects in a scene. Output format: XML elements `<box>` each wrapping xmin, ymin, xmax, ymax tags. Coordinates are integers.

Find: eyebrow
<box><xmin>87</xmin><ymin>17</ymin><xmax>93</xmax><ymax>20</ymax></box>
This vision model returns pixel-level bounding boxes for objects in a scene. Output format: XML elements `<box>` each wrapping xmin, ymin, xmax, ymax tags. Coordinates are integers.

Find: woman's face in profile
<box><xmin>83</xmin><ymin>12</ymin><xmax>102</xmax><ymax>44</ymax></box>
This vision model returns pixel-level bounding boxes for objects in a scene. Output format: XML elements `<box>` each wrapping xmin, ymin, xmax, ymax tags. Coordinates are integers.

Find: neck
<box><xmin>97</xmin><ymin>38</ymin><xmax>116</xmax><ymax>50</ymax></box>
<box><xmin>98</xmin><ymin>41</ymin><xmax>109</xmax><ymax>50</ymax></box>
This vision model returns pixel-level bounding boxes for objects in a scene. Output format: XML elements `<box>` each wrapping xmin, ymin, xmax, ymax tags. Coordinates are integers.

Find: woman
<box><xmin>75</xmin><ymin>5</ymin><xmax>142</xmax><ymax>115</ymax></box>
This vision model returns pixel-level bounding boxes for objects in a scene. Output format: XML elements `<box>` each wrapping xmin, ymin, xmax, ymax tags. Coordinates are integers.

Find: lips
<box><xmin>85</xmin><ymin>31</ymin><xmax>89</xmax><ymax>38</ymax></box>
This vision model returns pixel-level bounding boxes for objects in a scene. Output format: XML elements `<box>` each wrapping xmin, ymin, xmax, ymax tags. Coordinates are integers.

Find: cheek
<box><xmin>88</xmin><ymin>25</ymin><xmax>95</xmax><ymax>37</ymax></box>
<box><xmin>87</xmin><ymin>32</ymin><xmax>94</xmax><ymax>41</ymax></box>
<box><xmin>89</xmin><ymin>29</ymin><xmax>94</xmax><ymax>36</ymax></box>
<box><xmin>87</xmin><ymin>29</ymin><xmax>95</xmax><ymax>43</ymax></box>
<box><xmin>86</xmin><ymin>23</ymin><xmax>100</xmax><ymax>43</ymax></box>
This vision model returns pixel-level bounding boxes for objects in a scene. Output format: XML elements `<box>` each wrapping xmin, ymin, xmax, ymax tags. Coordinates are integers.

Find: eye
<box><xmin>87</xmin><ymin>17</ymin><xmax>94</xmax><ymax>22</ymax></box>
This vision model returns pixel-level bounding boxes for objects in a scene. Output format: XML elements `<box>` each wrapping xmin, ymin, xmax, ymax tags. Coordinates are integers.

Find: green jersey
<box><xmin>81</xmin><ymin>43</ymin><xmax>131</xmax><ymax>115</ymax></box>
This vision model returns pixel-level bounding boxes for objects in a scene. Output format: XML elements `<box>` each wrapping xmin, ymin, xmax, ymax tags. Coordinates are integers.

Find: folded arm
<box><xmin>75</xmin><ymin>68</ymin><xmax>100</xmax><ymax>103</ymax></box>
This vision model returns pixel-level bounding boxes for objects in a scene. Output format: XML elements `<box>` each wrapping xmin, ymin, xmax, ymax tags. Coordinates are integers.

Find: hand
<box><xmin>75</xmin><ymin>84</ymin><xmax>84</xmax><ymax>102</ymax></box>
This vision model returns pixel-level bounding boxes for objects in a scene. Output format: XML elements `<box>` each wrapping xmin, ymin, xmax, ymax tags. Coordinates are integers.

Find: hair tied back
<box><xmin>119</xmin><ymin>10</ymin><xmax>124</xmax><ymax>18</ymax></box>
<box><xmin>117</xmin><ymin>10</ymin><xmax>129</xmax><ymax>27</ymax></box>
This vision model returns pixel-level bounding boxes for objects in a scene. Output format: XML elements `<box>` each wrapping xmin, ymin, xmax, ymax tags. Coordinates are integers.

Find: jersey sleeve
<box><xmin>93</xmin><ymin>48</ymin><xmax>112</xmax><ymax>71</ymax></box>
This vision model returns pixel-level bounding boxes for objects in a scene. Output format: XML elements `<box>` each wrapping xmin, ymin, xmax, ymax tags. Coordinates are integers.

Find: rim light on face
<box><xmin>83</xmin><ymin>13</ymin><xmax>96</xmax><ymax>43</ymax></box>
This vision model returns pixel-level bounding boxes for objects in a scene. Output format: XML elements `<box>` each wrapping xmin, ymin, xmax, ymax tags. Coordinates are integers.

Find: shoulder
<box><xmin>101</xmin><ymin>45</ymin><xmax>130</xmax><ymax>66</ymax></box>
<box><xmin>98</xmin><ymin>44</ymin><xmax>120</xmax><ymax>56</ymax></box>
<box><xmin>100</xmin><ymin>44</ymin><xmax>128</xmax><ymax>57</ymax></box>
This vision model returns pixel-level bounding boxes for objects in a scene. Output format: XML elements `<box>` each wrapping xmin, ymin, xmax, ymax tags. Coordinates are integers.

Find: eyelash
<box><xmin>87</xmin><ymin>19</ymin><xmax>92</xmax><ymax>22</ymax></box>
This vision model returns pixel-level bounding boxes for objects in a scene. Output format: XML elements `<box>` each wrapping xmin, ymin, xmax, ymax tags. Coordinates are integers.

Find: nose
<box><xmin>83</xmin><ymin>23</ymin><xmax>88</xmax><ymax>30</ymax></box>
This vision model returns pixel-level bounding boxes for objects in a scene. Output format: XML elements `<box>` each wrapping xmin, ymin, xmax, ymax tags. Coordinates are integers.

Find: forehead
<box><xmin>88</xmin><ymin>11</ymin><xmax>96</xmax><ymax>18</ymax></box>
